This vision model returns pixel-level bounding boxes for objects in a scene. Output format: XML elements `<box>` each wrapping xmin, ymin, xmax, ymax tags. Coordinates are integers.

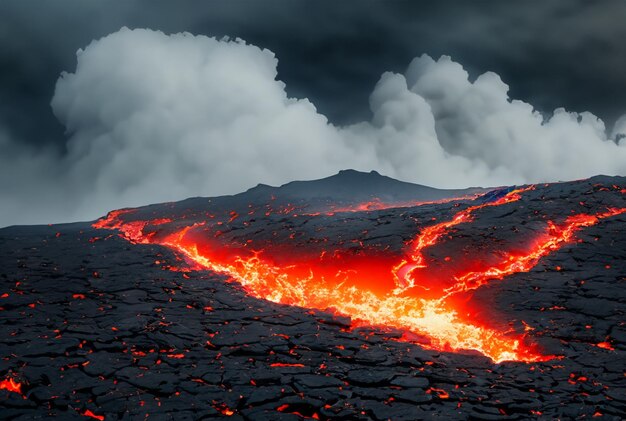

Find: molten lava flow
<box><xmin>393</xmin><ymin>186</ymin><xmax>534</xmax><ymax>293</ymax></box>
<box><xmin>93</xmin><ymin>186</ymin><xmax>626</xmax><ymax>363</ymax></box>
<box><xmin>441</xmin><ymin>209</ymin><xmax>626</xmax><ymax>298</ymax></box>
<box><xmin>92</xmin><ymin>209</ymin><xmax>172</xmax><ymax>244</ymax></box>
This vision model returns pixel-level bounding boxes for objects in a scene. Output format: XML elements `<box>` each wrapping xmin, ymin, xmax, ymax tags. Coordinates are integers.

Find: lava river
<box><xmin>93</xmin><ymin>187</ymin><xmax>626</xmax><ymax>363</ymax></box>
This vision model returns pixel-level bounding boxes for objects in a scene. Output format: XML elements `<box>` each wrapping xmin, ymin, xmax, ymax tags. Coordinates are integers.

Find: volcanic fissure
<box><xmin>91</xmin><ymin>185</ymin><xmax>626</xmax><ymax>363</ymax></box>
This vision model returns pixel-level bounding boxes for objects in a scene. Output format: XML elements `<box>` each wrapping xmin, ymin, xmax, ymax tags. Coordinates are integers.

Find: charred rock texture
<box><xmin>1</xmin><ymin>171</ymin><xmax>625</xmax><ymax>420</ymax></box>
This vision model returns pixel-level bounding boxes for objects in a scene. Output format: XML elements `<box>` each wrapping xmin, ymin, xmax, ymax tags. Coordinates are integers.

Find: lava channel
<box><xmin>93</xmin><ymin>187</ymin><xmax>626</xmax><ymax>363</ymax></box>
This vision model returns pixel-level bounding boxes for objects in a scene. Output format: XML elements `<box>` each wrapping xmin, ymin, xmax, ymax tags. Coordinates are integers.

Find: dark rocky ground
<box><xmin>1</xmin><ymin>172</ymin><xmax>625</xmax><ymax>420</ymax></box>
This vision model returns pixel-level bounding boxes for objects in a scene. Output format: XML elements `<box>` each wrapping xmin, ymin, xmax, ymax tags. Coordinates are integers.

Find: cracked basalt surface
<box><xmin>1</xmin><ymin>174</ymin><xmax>626</xmax><ymax>420</ymax></box>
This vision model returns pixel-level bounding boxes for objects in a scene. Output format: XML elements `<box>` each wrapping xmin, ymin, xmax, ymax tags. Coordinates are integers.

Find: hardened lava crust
<box><xmin>1</xmin><ymin>171</ymin><xmax>625</xmax><ymax>420</ymax></box>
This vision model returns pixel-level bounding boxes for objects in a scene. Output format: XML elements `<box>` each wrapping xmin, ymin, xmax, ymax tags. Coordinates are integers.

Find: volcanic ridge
<box><xmin>1</xmin><ymin>170</ymin><xmax>626</xmax><ymax>420</ymax></box>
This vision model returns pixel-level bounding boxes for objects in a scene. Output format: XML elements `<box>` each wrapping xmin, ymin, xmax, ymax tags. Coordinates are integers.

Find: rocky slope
<box><xmin>1</xmin><ymin>171</ymin><xmax>625</xmax><ymax>420</ymax></box>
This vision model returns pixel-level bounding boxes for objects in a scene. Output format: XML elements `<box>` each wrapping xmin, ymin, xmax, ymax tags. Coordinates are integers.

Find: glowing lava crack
<box><xmin>93</xmin><ymin>187</ymin><xmax>626</xmax><ymax>363</ymax></box>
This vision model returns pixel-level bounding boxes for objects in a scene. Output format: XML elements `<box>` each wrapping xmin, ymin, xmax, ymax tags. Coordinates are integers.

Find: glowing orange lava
<box><xmin>0</xmin><ymin>378</ymin><xmax>22</xmax><ymax>395</ymax></box>
<box><xmin>93</xmin><ymin>186</ymin><xmax>626</xmax><ymax>363</ymax></box>
<box><xmin>393</xmin><ymin>187</ymin><xmax>533</xmax><ymax>294</ymax></box>
<box><xmin>81</xmin><ymin>409</ymin><xmax>105</xmax><ymax>420</ymax></box>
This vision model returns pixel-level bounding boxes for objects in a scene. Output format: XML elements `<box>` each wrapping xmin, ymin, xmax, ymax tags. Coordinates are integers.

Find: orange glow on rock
<box><xmin>270</xmin><ymin>363</ymin><xmax>306</xmax><ymax>368</ymax></box>
<box><xmin>427</xmin><ymin>387</ymin><xmax>450</xmax><ymax>399</ymax></box>
<box><xmin>214</xmin><ymin>404</ymin><xmax>235</xmax><ymax>416</ymax></box>
<box><xmin>93</xmin><ymin>186</ymin><xmax>626</xmax><ymax>363</ymax></box>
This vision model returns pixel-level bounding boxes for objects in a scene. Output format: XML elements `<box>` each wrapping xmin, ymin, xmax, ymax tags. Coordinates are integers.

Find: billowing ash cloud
<box><xmin>1</xmin><ymin>28</ymin><xmax>625</xmax><ymax>227</ymax></box>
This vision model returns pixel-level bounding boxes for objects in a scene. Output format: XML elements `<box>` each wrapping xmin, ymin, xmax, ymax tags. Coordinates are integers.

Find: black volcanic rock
<box><xmin>1</xmin><ymin>172</ymin><xmax>626</xmax><ymax>420</ymax></box>
<box><xmin>127</xmin><ymin>169</ymin><xmax>487</xmax><ymax>223</ymax></box>
<box><xmin>244</xmin><ymin>169</ymin><xmax>484</xmax><ymax>202</ymax></box>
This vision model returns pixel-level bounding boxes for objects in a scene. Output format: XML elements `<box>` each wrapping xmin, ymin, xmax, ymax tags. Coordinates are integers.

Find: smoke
<box><xmin>1</xmin><ymin>27</ymin><xmax>625</xmax><ymax>227</ymax></box>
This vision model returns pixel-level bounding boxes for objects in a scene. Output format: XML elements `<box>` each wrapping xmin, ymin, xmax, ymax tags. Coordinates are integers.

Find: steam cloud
<box><xmin>2</xmin><ymin>28</ymin><xmax>626</xmax><ymax>227</ymax></box>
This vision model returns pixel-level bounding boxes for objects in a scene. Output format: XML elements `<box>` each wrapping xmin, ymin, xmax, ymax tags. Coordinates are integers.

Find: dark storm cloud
<box><xmin>1</xmin><ymin>1</ymin><xmax>626</xmax><ymax>227</ymax></box>
<box><xmin>0</xmin><ymin>27</ymin><xmax>624</xmax><ymax>227</ymax></box>
<box><xmin>1</xmin><ymin>0</ymin><xmax>626</xmax><ymax>149</ymax></box>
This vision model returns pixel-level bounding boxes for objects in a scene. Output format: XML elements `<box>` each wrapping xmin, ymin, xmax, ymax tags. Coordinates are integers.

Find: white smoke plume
<box><xmin>1</xmin><ymin>27</ymin><xmax>625</xmax><ymax>227</ymax></box>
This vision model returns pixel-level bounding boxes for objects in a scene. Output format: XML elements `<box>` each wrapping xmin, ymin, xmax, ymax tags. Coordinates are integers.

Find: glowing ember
<box><xmin>277</xmin><ymin>404</ymin><xmax>320</xmax><ymax>419</ymax></box>
<box><xmin>321</xmin><ymin>194</ymin><xmax>480</xmax><ymax>215</ymax></box>
<box><xmin>596</xmin><ymin>341</ymin><xmax>615</xmax><ymax>350</ymax></box>
<box><xmin>93</xmin><ymin>186</ymin><xmax>626</xmax><ymax>363</ymax></box>
<box><xmin>0</xmin><ymin>378</ymin><xmax>23</xmax><ymax>395</ymax></box>
<box><xmin>270</xmin><ymin>363</ymin><xmax>306</xmax><ymax>368</ymax></box>
<box><xmin>213</xmin><ymin>403</ymin><xmax>235</xmax><ymax>416</ymax></box>
<box><xmin>81</xmin><ymin>409</ymin><xmax>105</xmax><ymax>420</ymax></box>
<box><xmin>427</xmin><ymin>387</ymin><xmax>450</xmax><ymax>399</ymax></box>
